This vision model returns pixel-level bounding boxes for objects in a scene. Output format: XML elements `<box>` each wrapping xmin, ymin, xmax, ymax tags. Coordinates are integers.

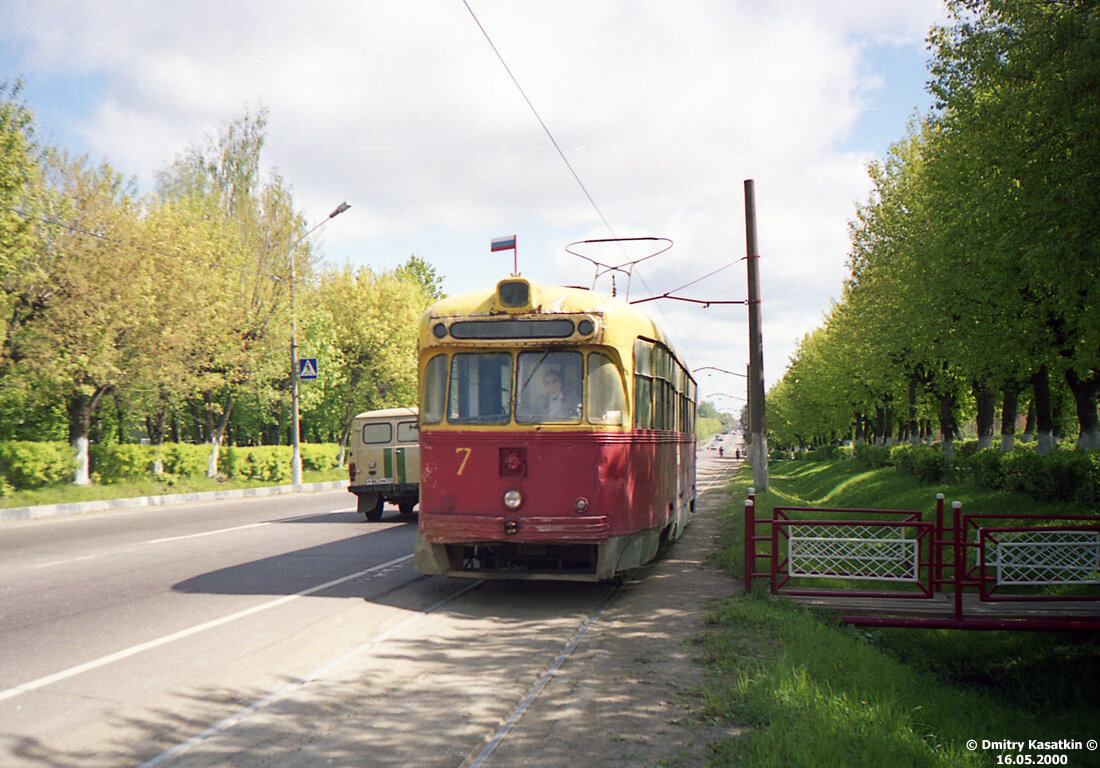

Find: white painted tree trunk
<box><xmin>72</xmin><ymin>435</ymin><xmax>90</xmax><ymax>485</ymax></box>
<box><xmin>206</xmin><ymin>436</ymin><xmax>221</xmax><ymax>478</ymax></box>
<box><xmin>1036</xmin><ymin>431</ymin><xmax>1055</xmax><ymax>455</ymax></box>
<box><xmin>1077</xmin><ymin>428</ymin><xmax>1100</xmax><ymax>451</ymax></box>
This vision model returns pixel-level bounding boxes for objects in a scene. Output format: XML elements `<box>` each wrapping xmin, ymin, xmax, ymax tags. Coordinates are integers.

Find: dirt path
<box><xmin>470</xmin><ymin>452</ymin><xmax>743</xmax><ymax>767</ymax></box>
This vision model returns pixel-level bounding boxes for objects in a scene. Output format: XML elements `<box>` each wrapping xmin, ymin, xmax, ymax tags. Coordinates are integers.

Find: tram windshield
<box><xmin>422</xmin><ymin>349</ymin><xmax>627</xmax><ymax>426</ymax></box>
<box><xmin>516</xmin><ymin>351</ymin><xmax>582</xmax><ymax>423</ymax></box>
<box><xmin>447</xmin><ymin>353</ymin><xmax>512</xmax><ymax>424</ymax></box>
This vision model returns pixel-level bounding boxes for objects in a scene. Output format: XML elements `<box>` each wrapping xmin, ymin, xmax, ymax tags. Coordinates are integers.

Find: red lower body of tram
<box><xmin>414</xmin><ymin>429</ymin><xmax>695</xmax><ymax>581</ymax></box>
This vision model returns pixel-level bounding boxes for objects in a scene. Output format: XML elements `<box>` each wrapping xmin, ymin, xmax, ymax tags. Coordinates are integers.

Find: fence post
<box><xmin>744</xmin><ymin>494</ymin><xmax>755</xmax><ymax>589</ymax></box>
<box><xmin>952</xmin><ymin>500</ymin><xmax>964</xmax><ymax>622</ymax></box>
<box><xmin>934</xmin><ymin>493</ymin><xmax>945</xmax><ymax>593</ymax></box>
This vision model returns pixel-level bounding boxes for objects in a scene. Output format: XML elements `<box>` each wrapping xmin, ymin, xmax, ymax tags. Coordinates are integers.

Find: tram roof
<box><xmin>421</xmin><ymin>278</ymin><xmax>685</xmax><ymax>364</ymax></box>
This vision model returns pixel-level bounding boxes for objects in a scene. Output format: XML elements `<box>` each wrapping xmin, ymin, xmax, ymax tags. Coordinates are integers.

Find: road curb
<box><xmin>0</xmin><ymin>480</ymin><xmax>349</xmax><ymax>522</ymax></box>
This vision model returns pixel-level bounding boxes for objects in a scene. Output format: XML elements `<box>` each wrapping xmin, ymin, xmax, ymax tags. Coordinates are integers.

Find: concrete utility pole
<box><xmin>744</xmin><ymin>179</ymin><xmax>768</xmax><ymax>492</ymax></box>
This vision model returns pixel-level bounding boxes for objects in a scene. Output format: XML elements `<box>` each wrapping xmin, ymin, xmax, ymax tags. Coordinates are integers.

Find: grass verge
<box><xmin>693</xmin><ymin>459</ymin><xmax>1100</xmax><ymax>767</ymax></box>
<box><xmin>0</xmin><ymin>468</ymin><xmax>346</xmax><ymax>510</ymax></box>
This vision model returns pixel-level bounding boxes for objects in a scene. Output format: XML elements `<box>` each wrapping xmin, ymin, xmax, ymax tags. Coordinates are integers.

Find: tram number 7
<box><xmin>455</xmin><ymin>447</ymin><xmax>472</xmax><ymax>475</ymax></box>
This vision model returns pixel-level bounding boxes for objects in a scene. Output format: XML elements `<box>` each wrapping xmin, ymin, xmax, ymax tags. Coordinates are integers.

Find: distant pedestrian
<box><xmin>719</xmin><ymin>446</ymin><xmax>724</xmax><ymax>458</ymax></box>
<box><xmin>735</xmin><ymin>448</ymin><xmax>741</xmax><ymax>460</ymax></box>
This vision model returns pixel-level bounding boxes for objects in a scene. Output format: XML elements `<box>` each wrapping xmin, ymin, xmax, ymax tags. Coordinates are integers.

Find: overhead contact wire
<box><xmin>460</xmin><ymin>0</ymin><xmax>619</xmax><ymax>244</ymax></box>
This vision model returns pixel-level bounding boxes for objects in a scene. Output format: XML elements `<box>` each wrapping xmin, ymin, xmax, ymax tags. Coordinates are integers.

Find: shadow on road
<box><xmin>4</xmin><ymin>456</ymin><xmax>740</xmax><ymax>768</ymax></box>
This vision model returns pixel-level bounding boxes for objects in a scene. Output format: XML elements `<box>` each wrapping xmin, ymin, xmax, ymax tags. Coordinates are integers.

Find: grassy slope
<box><xmin>692</xmin><ymin>459</ymin><xmax>1099</xmax><ymax>768</ymax></box>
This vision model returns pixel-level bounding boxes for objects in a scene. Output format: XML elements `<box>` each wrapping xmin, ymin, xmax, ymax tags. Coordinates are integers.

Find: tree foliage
<box><xmin>768</xmin><ymin>0</ymin><xmax>1099</xmax><ymax>454</ymax></box>
<box><xmin>0</xmin><ymin>96</ymin><xmax>444</xmax><ymax>484</ymax></box>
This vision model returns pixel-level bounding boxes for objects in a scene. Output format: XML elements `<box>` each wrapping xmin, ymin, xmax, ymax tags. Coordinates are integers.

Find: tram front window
<box><xmin>448</xmin><ymin>353</ymin><xmax>513</xmax><ymax>424</ymax></box>
<box><xmin>586</xmin><ymin>352</ymin><xmax>626</xmax><ymax>425</ymax></box>
<box><xmin>516</xmin><ymin>351</ymin><xmax>583</xmax><ymax>423</ymax></box>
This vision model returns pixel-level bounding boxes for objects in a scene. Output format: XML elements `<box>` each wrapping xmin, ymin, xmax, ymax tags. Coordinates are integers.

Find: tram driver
<box><xmin>518</xmin><ymin>359</ymin><xmax>582</xmax><ymax>422</ymax></box>
<box><xmin>540</xmin><ymin>368</ymin><xmax>580</xmax><ymax>420</ymax></box>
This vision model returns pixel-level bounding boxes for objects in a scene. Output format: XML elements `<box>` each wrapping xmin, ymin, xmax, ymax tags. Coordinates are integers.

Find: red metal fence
<box><xmin>744</xmin><ymin>491</ymin><xmax>1100</xmax><ymax>631</ymax></box>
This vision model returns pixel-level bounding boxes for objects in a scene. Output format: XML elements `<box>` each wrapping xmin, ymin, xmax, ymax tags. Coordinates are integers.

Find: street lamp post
<box><xmin>290</xmin><ymin>201</ymin><xmax>350</xmax><ymax>486</ymax></box>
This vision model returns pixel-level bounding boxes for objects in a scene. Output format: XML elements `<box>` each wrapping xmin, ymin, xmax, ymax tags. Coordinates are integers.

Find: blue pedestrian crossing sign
<box><xmin>298</xmin><ymin>358</ymin><xmax>318</xmax><ymax>380</ymax></box>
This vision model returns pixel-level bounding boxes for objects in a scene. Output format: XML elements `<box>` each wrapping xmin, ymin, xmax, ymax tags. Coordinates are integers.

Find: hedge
<box><xmin>0</xmin><ymin>441</ymin><xmax>76</xmax><ymax>489</ymax></box>
<box><xmin>866</xmin><ymin>441</ymin><xmax>1099</xmax><ymax>505</ymax></box>
<box><xmin>0</xmin><ymin>441</ymin><xmax>343</xmax><ymax>491</ymax></box>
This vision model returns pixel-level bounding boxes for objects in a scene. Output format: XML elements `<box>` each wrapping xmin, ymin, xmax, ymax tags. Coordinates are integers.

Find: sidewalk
<box><xmin>471</xmin><ymin>453</ymin><xmax>744</xmax><ymax>767</ymax></box>
<box><xmin>0</xmin><ymin>480</ymin><xmax>348</xmax><ymax>522</ymax></box>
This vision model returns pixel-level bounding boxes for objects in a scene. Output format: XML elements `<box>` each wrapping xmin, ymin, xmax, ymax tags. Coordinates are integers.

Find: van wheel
<box><xmin>358</xmin><ymin>493</ymin><xmax>384</xmax><ymax>521</ymax></box>
<box><xmin>398</xmin><ymin>501</ymin><xmax>416</xmax><ymax>517</ymax></box>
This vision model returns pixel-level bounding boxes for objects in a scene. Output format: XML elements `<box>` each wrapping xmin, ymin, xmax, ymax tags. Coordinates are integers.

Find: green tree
<box><xmin>0</xmin><ymin>80</ymin><xmax>42</xmax><ymax>376</ymax></box>
<box><xmin>929</xmin><ymin>0</ymin><xmax>1100</xmax><ymax>448</ymax></box>
<box><xmin>157</xmin><ymin>108</ymin><xmax>306</xmax><ymax>474</ymax></box>
<box><xmin>10</xmin><ymin>152</ymin><xmax>153</xmax><ymax>483</ymax></box>
<box><xmin>301</xmin><ymin>266</ymin><xmax>435</xmax><ymax>463</ymax></box>
<box><xmin>395</xmin><ymin>254</ymin><xmax>445</xmax><ymax>301</ymax></box>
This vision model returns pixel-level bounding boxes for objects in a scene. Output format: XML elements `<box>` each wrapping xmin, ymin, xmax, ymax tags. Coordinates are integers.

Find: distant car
<box><xmin>347</xmin><ymin>407</ymin><xmax>420</xmax><ymax>521</ymax></box>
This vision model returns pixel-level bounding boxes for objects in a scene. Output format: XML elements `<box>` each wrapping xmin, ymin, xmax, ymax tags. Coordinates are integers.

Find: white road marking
<box><xmin>145</xmin><ymin>521</ymin><xmax>271</xmax><ymax>544</ymax></box>
<box><xmin>0</xmin><ymin>554</ymin><xmax>414</xmax><ymax>705</ymax></box>
<box><xmin>30</xmin><ymin>509</ymin><xmax>354</xmax><ymax>570</ymax></box>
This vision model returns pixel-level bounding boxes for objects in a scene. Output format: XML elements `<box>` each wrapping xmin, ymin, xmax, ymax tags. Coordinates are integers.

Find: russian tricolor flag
<box><xmin>491</xmin><ymin>235</ymin><xmax>516</xmax><ymax>252</ymax></box>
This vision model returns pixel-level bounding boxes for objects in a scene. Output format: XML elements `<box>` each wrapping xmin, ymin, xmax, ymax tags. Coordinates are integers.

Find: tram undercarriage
<box><xmin>414</xmin><ymin>525</ymin><xmax>670</xmax><ymax>582</ymax></box>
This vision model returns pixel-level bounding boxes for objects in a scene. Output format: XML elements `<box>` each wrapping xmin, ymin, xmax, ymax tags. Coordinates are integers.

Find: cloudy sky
<box><xmin>0</xmin><ymin>0</ymin><xmax>948</xmax><ymax>411</ymax></box>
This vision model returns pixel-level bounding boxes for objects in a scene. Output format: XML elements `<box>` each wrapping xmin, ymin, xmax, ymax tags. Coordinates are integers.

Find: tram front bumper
<box><xmin>414</xmin><ymin>513</ymin><xmax>613</xmax><ymax>580</ymax></box>
<box><xmin>419</xmin><ymin>513</ymin><xmax>609</xmax><ymax>543</ymax></box>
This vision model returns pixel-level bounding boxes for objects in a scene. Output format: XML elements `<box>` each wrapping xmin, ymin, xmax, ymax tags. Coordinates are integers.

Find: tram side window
<box><xmin>633</xmin><ymin>376</ymin><xmax>653</xmax><ymax>429</ymax></box>
<box><xmin>422</xmin><ymin>355</ymin><xmax>447</xmax><ymax>424</ymax></box>
<box><xmin>587</xmin><ymin>353</ymin><xmax>626</xmax><ymax>425</ymax></box>
<box><xmin>652</xmin><ymin>380</ymin><xmax>667</xmax><ymax>429</ymax></box>
<box><xmin>633</xmin><ymin>338</ymin><xmax>655</xmax><ymax>430</ymax></box>
<box><xmin>448</xmin><ymin>353</ymin><xmax>513</xmax><ymax>424</ymax></box>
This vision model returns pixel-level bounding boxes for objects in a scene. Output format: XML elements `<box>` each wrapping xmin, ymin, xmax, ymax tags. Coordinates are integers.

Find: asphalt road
<box><xmin>0</xmin><ymin>443</ymin><xmax>739</xmax><ymax>767</ymax></box>
<box><xmin>1</xmin><ymin>491</ymin><xmax>443</xmax><ymax>766</ymax></box>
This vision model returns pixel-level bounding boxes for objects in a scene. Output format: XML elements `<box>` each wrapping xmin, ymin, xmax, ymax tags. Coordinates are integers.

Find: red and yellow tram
<box><xmin>413</xmin><ymin>277</ymin><xmax>696</xmax><ymax>581</ymax></box>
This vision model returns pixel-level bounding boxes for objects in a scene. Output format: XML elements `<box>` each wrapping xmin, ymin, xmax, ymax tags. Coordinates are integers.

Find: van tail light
<box><xmin>348</xmin><ymin>462</ymin><xmax>356</xmax><ymax>482</ymax></box>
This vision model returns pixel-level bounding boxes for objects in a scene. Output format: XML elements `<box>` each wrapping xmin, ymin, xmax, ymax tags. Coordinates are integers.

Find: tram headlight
<box><xmin>503</xmin><ymin>489</ymin><xmax>524</xmax><ymax>510</ymax></box>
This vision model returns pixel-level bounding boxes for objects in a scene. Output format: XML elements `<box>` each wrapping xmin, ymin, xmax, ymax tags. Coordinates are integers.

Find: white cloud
<box><xmin>0</xmin><ymin>0</ymin><xmax>948</xmax><ymax>391</ymax></box>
